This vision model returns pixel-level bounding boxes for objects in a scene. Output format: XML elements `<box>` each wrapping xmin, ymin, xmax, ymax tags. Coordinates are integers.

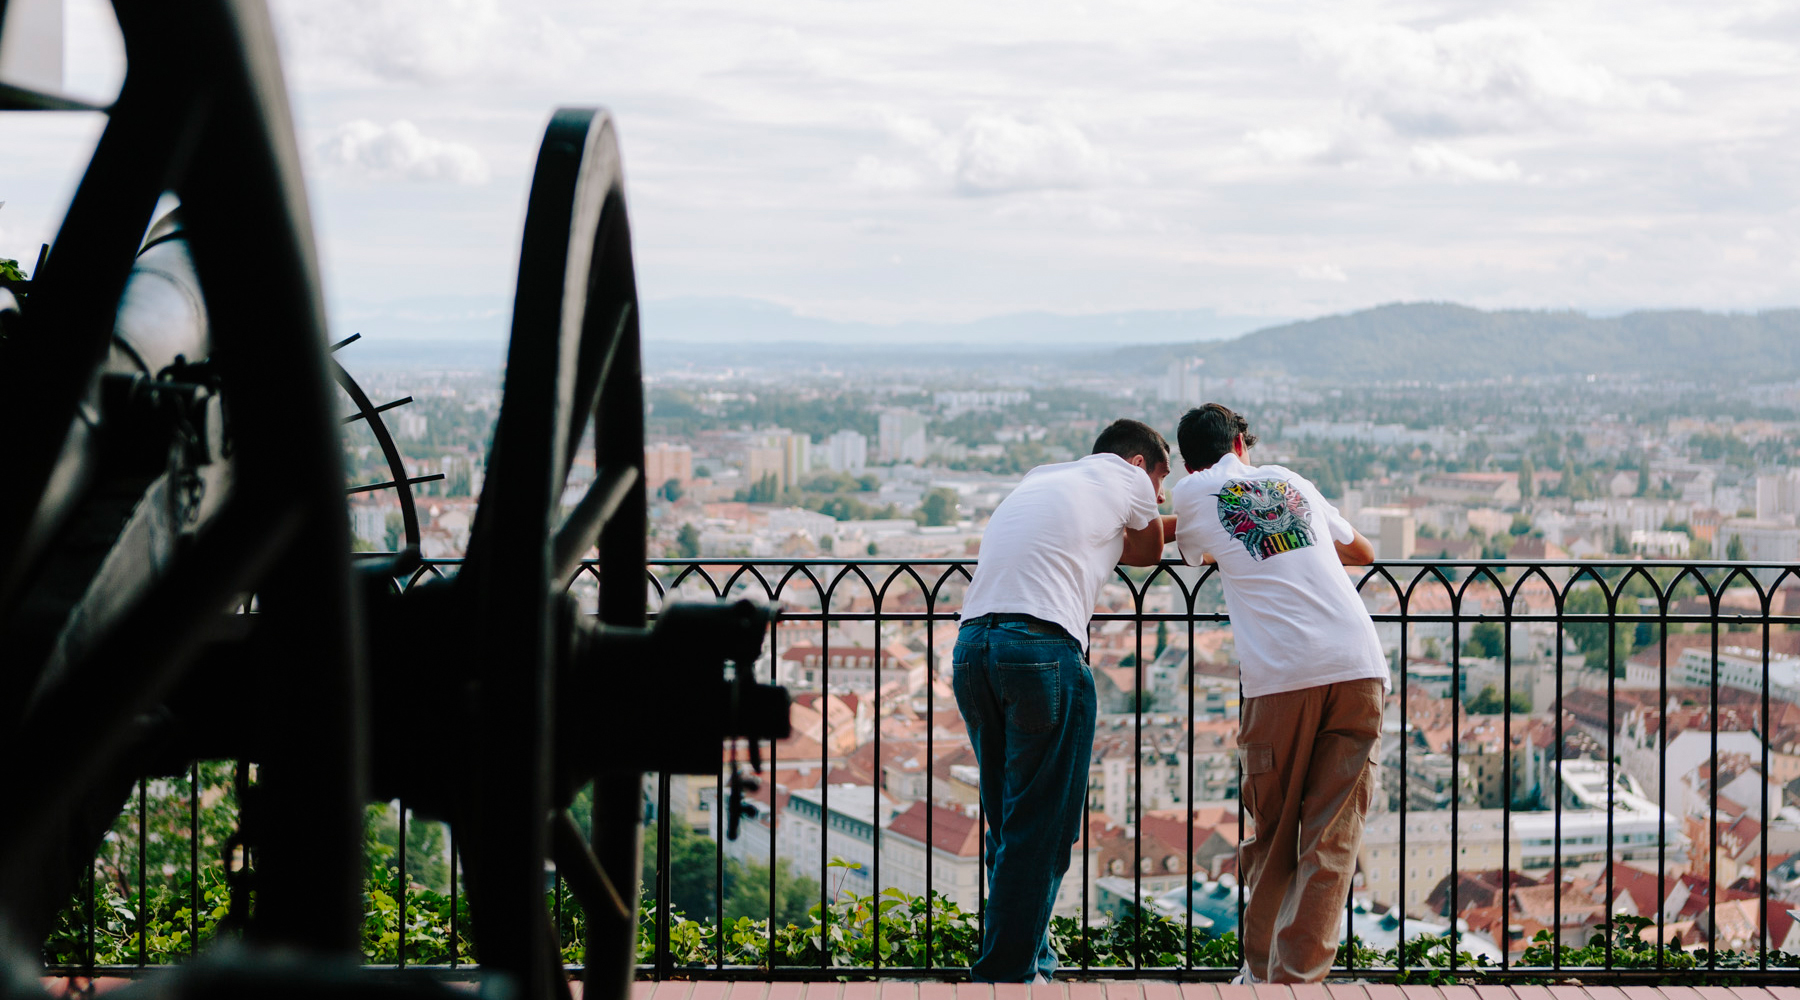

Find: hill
<box><xmin>1120</xmin><ymin>303</ymin><xmax>1800</xmax><ymax>382</ymax></box>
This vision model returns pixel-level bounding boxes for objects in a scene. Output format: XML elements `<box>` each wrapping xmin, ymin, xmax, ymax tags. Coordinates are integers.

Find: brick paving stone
<box><xmin>1066</xmin><ymin>981</ymin><xmax>1107</xmax><ymax>1000</ymax></box>
<box><xmin>801</xmin><ymin>983</ymin><xmax>843</xmax><ymax>1000</ymax></box>
<box><xmin>1142</xmin><ymin>980</ymin><xmax>1184</xmax><ymax>1000</ymax></box>
<box><xmin>1107</xmin><ymin>981</ymin><xmax>1143</xmax><ymax>1000</ymax></box>
<box><xmin>1544</xmin><ymin>986</ymin><xmax>1585</xmax><ymax>1000</ymax></box>
<box><xmin>1766</xmin><ymin>990</ymin><xmax>1800</xmax><ymax>1000</ymax></box>
<box><xmin>1029</xmin><ymin>982</ymin><xmax>1065</xmax><ymax>1000</ymax></box>
<box><xmin>1693</xmin><ymin>989</ymin><xmax>1741</xmax><ymax>1000</ymax></box>
<box><xmin>1250</xmin><ymin>984</ymin><xmax>1292</xmax><ymax>1000</ymax></box>
<box><xmin>919</xmin><ymin>982</ymin><xmax>958</xmax><ymax>1000</ymax></box>
<box><xmin>1180</xmin><ymin>983</ymin><xmax>1223</xmax><ymax>1000</ymax></box>
<box><xmin>1579</xmin><ymin>986</ymin><xmax>1628</xmax><ymax>1000</ymax></box>
<box><xmin>1323</xmin><ymin>983</ymin><xmax>1367</xmax><ymax>1000</ymax></box>
<box><xmin>690</xmin><ymin>981</ymin><xmax>731</xmax><ymax>1000</ymax></box>
<box><xmin>1730</xmin><ymin>987</ymin><xmax>1778</xmax><ymax>1000</ymax></box>
<box><xmin>955</xmin><ymin>985</ymin><xmax>995</xmax><ymax>1000</ymax></box>
<box><xmin>1359</xmin><ymin>983</ymin><xmax>1405</xmax><ymax>1000</ymax></box>
<box><xmin>1651</xmin><ymin>988</ymin><xmax>1700</xmax><ymax>1000</ymax></box>
<box><xmin>1473</xmin><ymin>984</ymin><xmax>1514</xmax><ymax>1000</ymax></box>
<box><xmin>1287</xmin><ymin>983</ymin><xmax>1329</xmax><ymax>1000</ymax></box>
<box><xmin>631</xmin><ymin>981</ymin><xmax>657</xmax><ymax>1000</ymax></box>
<box><xmin>993</xmin><ymin>984</ymin><xmax>1032</xmax><ymax>1000</ymax></box>
<box><xmin>843</xmin><ymin>982</ymin><xmax>882</xmax><ymax>1000</ymax></box>
<box><xmin>1620</xmin><ymin>986</ymin><xmax>1662</xmax><ymax>1000</ymax></box>
<box><xmin>1436</xmin><ymin>984</ymin><xmax>1480</xmax><ymax>1000</ymax></box>
<box><xmin>881</xmin><ymin>983</ymin><xmax>918</xmax><ymax>1000</ymax></box>
<box><xmin>765</xmin><ymin>984</ymin><xmax>806</xmax><ymax>1000</ymax></box>
<box><xmin>1217</xmin><ymin>984</ymin><xmax>1258</xmax><ymax>1000</ymax></box>
<box><xmin>652</xmin><ymin>982</ymin><xmax>695</xmax><ymax>1000</ymax></box>
<box><xmin>727</xmin><ymin>981</ymin><xmax>768</xmax><ymax>1000</ymax></box>
<box><xmin>1511</xmin><ymin>985</ymin><xmax>1553</xmax><ymax>1000</ymax></box>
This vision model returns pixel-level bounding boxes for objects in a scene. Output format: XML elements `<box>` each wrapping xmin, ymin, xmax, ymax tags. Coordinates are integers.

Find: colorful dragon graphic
<box><xmin>1217</xmin><ymin>478</ymin><xmax>1316</xmax><ymax>561</ymax></box>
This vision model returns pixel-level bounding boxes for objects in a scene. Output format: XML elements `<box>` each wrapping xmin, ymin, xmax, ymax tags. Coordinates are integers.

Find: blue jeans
<box><xmin>952</xmin><ymin>615</ymin><xmax>1096</xmax><ymax>983</ymax></box>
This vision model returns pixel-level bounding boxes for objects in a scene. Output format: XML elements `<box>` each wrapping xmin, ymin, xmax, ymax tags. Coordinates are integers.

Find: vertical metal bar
<box><xmin>1656</xmin><ymin>599</ymin><xmax>1668</xmax><ymax>970</ymax></box>
<box><xmin>138</xmin><ymin>778</ymin><xmax>147</xmax><ymax>967</ymax></box>
<box><xmin>1501</xmin><ymin>588</ymin><xmax>1513</xmax><ymax>971</ymax></box>
<box><xmin>1761</xmin><ymin>607</ymin><xmax>1772</xmax><ymax>968</ymax></box>
<box><xmin>765</xmin><ymin>614</ymin><xmax>780</xmax><ymax>972</ymax></box>
<box><xmin>190</xmin><ymin>760</ymin><xmax>200</xmax><ymax>956</ymax></box>
<box><xmin>1398</xmin><ymin>604</ymin><xmax>1409</xmax><ymax>972</ymax></box>
<box><xmin>1708</xmin><ymin>607</ymin><xmax>1719</xmax><ymax>969</ymax></box>
<box><xmin>872</xmin><ymin>591</ymin><xmax>883</xmax><ymax>975</ymax></box>
<box><xmin>1605</xmin><ymin>596</ymin><xmax>1617</xmax><ymax>971</ymax></box>
<box><xmin>714</xmin><ymin>756</ymin><xmax>724</xmax><ymax>970</ymax></box>
<box><xmin>1132</xmin><ymin>591</ymin><xmax>1144</xmax><ymax>970</ymax></box>
<box><xmin>450</xmin><ymin>827</ymin><xmax>460</xmax><ymax>968</ymax></box>
<box><xmin>925</xmin><ymin>580</ymin><xmax>939</xmax><ymax>971</ymax></box>
<box><xmin>816</xmin><ymin>608</ymin><xmax>829</xmax><ymax>974</ymax></box>
<box><xmin>1186</xmin><ymin>611</ymin><xmax>1196</xmax><ymax>971</ymax></box>
<box><xmin>1449</xmin><ymin>591</ymin><xmax>1461</xmax><ymax>974</ymax></box>
<box><xmin>399</xmin><ymin>799</ymin><xmax>409</xmax><ymax>969</ymax></box>
<box><xmin>1552</xmin><ymin>598</ymin><xmax>1564</xmax><ymax>972</ymax></box>
<box><xmin>1082</xmin><ymin>619</ymin><xmax>1092</xmax><ymax>974</ymax></box>
<box><xmin>656</xmin><ymin>770</ymin><xmax>673</xmax><ymax>977</ymax></box>
<box><xmin>84</xmin><ymin>849</ymin><xmax>95</xmax><ymax>974</ymax></box>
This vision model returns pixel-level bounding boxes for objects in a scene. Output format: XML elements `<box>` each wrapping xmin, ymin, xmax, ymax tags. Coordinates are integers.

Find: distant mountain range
<box><xmin>1117</xmin><ymin>303</ymin><xmax>1800</xmax><ymax>381</ymax></box>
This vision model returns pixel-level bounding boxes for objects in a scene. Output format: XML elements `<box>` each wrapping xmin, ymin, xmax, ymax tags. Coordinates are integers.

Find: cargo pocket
<box><xmin>1240</xmin><ymin>743</ymin><xmax>1274</xmax><ymax>775</ymax></box>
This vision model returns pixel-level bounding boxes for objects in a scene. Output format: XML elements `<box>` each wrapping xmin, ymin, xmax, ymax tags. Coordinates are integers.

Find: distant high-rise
<box><xmin>878</xmin><ymin>409</ymin><xmax>928</xmax><ymax>464</ymax></box>
<box><xmin>1157</xmin><ymin>357</ymin><xmax>1205</xmax><ymax>405</ymax></box>
<box><xmin>826</xmin><ymin>429</ymin><xmax>867</xmax><ymax>474</ymax></box>
<box><xmin>645</xmin><ymin>442</ymin><xmax>694</xmax><ymax>489</ymax></box>
<box><xmin>1755</xmin><ymin>470</ymin><xmax>1800</xmax><ymax>522</ymax></box>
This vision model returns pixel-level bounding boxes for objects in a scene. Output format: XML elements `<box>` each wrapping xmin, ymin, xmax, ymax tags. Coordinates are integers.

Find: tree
<box><xmin>739</xmin><ymin>473</ymin><xmax>780</xmax><ymax>504</ymax></box>
<box><xmin>640</xmin><ymin>823</ymin><xmax>722</xmax><ymax>921</ymax></box>
<box><xmin>1465</xmin><ymin>685</ymin><xmax>1531</xmax><ymax>715</ymax></box>
<box><xmin>867</xmin><ymin>541</ymin><xmax>879</xmax><ymax>556</ymax></box>
<box><xmin>659</xmin><ymin>477</ymin><xmax>685</xmax><ymax>503</ymax></box>
<box><xmin>384</xmin><ymin>511</ymin><xmax>405</xmax><ymax>551</ymax></box>
<box><xmin>1518</xmin><ymin>456</ymin><xmax>1534</xmax><ymax>500</ymax></box>
<box><xmin>1727</xmin><ymin>534</ymin><xmax>1748</xmax><ymax>561</ymax></box>
<box><xmin>819</xmin><ymin>534</ymin><xmax>834</xmax><ymax>552</ymax></box>
<box><xmin>915</xmin><ymin>488</ymin><xmax>959</xmax><ymax>527</ymax></box>
<box><xmin>1467</xmin><ymin>621</ymin><xmax>1505</xmax><ymax>658</ymax></box>
<box><xmin>1636</xmin><ymin>462</ymin><xmax>1650</xmax><ymax>497</ymax></box>
<box><xmin>856</xmin><ymin>474</ymin><xmax>880</xmax><ymax>492</ymax></box>
<box><xmin>1155</xmin><ymin>620</ymin><xmax>1170</xmax><ymax>658</ymax></box>
<box><xmin>676</xmin><ymin>523</ymin><xmax>702</xmax><ymax>558</ymax></box>
<box><xmin>722</xmin><ymin>857</ymin><xmax>820</xmax><ymax>926</ymax></box>
<box><xmin>1508</xmin><ymin>513</ymin><xmax>1533</xmax><ymax>536</ymax></box>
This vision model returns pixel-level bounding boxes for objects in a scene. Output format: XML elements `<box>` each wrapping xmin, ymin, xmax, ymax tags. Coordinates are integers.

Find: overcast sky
<box><xmin>8</xmin><ymin>0</ymin><xmax>1800</xmax><ymax>344</ymax></box>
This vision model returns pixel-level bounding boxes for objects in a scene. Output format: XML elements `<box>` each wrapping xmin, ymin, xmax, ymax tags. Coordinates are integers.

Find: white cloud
<box><xmin>856</xmin><ymin>113</ymin><xmax>1134</xmax><ymax>197</ymax></box>
<box><xmin>1307</xmin><ymin>19</ymin><xmax>1679</xmax><ymax>137</ymax></box>
<box><xmin>316</xmin><ymin>120</ymin><xmax>490</xmax><ymax>184</ymax></box>
<box><xmin>1295</xmin><ymin>263</ymin><xmax>1349</xmax><ymax>283</ymax></box>
<box><xmin>1409</xmin><ymin>143</ymin><xmax>1523</xmax><ymax>183</ymax></box>
<box><xmin>949</xmin><ymin>114</ymin><xmax>1131</xmax><ymax>195</ymax></box>
<box><xmin>271</xmin><ymin>0</ymin><xmax>582</xmax><ymax>86</ymax></box>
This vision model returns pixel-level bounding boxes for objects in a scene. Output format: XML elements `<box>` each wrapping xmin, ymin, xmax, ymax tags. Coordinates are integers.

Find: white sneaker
<box><xmin>1031</xmin><ymin>974</ymin><xmax>1051</xmax><ymax>984</ymax></box>
<box><xmin>1229</xmin><ymin>964</ymin><xmax>1260</xmax><ymax>985</ymax></box>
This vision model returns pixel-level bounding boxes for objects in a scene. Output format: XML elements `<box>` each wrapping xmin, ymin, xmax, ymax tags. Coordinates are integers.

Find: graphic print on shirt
<box><xmin>1217</xmin><ymin>478</ymin><xmax>1316</xmax><ymax>560</ymax></box>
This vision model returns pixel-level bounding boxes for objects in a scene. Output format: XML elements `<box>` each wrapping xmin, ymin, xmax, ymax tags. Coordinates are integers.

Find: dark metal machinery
<box><xmin>0</xmin><ymin>2</ymin><xmax>788</xmax><ymax>998</ymax></box>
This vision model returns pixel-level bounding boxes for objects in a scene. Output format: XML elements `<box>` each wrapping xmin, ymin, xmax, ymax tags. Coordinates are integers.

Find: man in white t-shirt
<box><xmin>955</xmin><ymin>419</ymin><xmax>1173</xmax><ymax>983</ymax></box>
<box><xmin>1168</xmin><ymin>403</ymin><xmax>1386</xmax><ymax>984</ymax></box>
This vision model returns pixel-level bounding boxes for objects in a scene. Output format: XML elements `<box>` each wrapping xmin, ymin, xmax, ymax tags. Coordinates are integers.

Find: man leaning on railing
<box><xmin>952</xmin><ymin>418</ymin><xmax>1175</xmax><ymax>983</ymax></box>
<box><xmin>1170</xmin><ymin>403</ymin><xmax>1386</xmax><ymax>985</ymax></box>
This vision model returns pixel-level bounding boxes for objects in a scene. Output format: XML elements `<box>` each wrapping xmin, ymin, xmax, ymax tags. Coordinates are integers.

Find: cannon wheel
<box><xmin>455</xmin><ymin>107</ymin><xmax>646</xmax><ymax>1000</ymax></box>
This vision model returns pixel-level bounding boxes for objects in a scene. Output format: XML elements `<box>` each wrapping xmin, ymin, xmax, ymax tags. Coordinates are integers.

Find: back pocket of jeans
<box><xmin>998</xmin><ymin>660</ymin><xmax>1062</xmax><ymax>734</ymax></box>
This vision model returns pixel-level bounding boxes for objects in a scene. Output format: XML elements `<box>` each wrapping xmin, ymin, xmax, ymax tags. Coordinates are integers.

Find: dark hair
<box><xmin>1178</xmin><ymin>403</ymin><xmax>1257</xmax><ymax>470</ymax></box>
<box><xmin>1091</xmin><ymin>418</ymin><xmax>1169</xmax><ymax>467</ymax></box>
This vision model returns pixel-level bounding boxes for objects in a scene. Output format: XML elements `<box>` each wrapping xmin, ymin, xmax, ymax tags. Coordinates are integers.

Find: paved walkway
<box><xmin>630</xmin><ymin>985</ymin><xmax>1800</xmax><ymax>1000</ymax></box>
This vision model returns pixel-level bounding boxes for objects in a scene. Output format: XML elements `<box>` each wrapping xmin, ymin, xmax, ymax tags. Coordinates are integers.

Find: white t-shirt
<box><xmin>962</xmin><ymin>453</ymin><xmax>1160</xmax><ymax>652</ymax></box>
<box><xmin>1170</xmin><ymin>453</ymin><xmax>1388</xmax><ymax>698</ymax></box>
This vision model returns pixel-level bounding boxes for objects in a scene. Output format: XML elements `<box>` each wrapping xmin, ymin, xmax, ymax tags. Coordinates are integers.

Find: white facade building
<box><xmin>878</xmin><ymin>410</ymin><xmax>928</xmax><ymax>465</ymax></box>
<box><xmin>825</xmin><ymin>429</ymin><xmax>868</xmax><ymax>474</ymax></box>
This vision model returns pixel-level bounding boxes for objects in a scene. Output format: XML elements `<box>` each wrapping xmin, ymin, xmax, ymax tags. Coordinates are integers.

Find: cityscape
<box><xmin>340</xmin><ymin>339</ymin><xmax>1800</xmax><ymax>962</ymax></box>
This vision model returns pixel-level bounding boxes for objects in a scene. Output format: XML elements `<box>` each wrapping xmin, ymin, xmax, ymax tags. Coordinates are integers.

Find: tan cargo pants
<box><xmin>1237</xmin><ymin>677</ymin><xmax>1383</xmax><ymax>983</ymax></box>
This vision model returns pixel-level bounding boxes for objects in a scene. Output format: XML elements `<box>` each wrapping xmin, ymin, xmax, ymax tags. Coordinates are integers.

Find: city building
<box><xmin>878</xmin><ymin>409</ymin><xmax>928</xmax><ymax>464</ymax></box>
<box><xmin>645</xmin><ymin>442</ymin><xmax>694</xmax><ymax>490</ymax></box>
<box><xmin>825</xmin><ymin>429</ymin><xmax>867</xmax><ymax>474</ymax></box>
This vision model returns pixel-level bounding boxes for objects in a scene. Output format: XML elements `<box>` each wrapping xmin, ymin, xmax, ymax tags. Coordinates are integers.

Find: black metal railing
<box><xmin>46</xmin><ymin>557</ymin><xmax>1800</xmax><ymax>982</ymax></box>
